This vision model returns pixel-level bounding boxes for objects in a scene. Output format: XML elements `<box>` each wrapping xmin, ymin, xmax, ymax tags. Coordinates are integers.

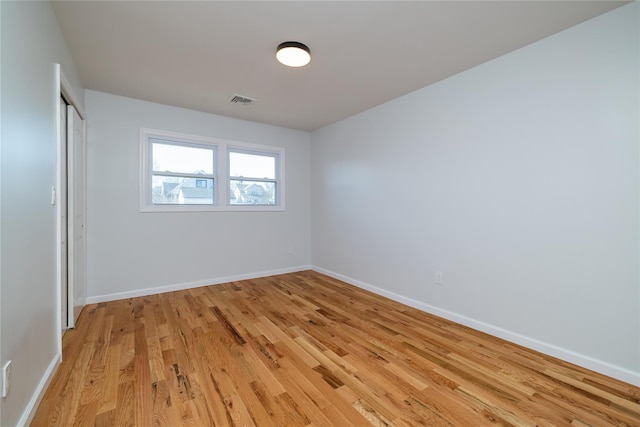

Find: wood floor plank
<box><xmin>32</xmin><ymin>270</ymin><xmax>640</xmax><ymax>426</ymax></box>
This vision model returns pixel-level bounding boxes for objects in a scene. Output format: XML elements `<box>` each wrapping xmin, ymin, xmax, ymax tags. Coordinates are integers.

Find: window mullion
<box><xmin>152</xmin><ymin>171</ymin><xmax>215</xmax><ymax>179</ymax></box>
<box><xmin>218</xmin><ymin>144</ymin><xmax>228</xmax><ymax>206</ymax></box>
<box><xmin>229</xmin><ymin>177</ymin><xmax>277</xmax><ymax>184</ymax></box>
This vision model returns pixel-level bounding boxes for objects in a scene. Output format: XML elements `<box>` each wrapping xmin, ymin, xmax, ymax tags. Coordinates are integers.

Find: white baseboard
<box><xmin>18</xmin><ymin>352</ymin><xmax>61</xmax><ymax>427</ymax></box>
<box><xmin>311</xmin><ymin>265</ymin><xmax>640</xmax><ymax>387</ymax></box>
<box><xmin>86</xmin><ymin>265</ymin><xmax>312</xmax><ymax>304</ymax></box>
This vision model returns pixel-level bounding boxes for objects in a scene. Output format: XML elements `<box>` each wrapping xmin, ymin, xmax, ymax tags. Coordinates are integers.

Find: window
<box><xmin>229</xmin><ymin>150</ymin><xmax>278</xmax><ymax>206</ymax></box>
<box><xmin>150</xmin><ymin>141</ymin><xmax>215</xmax><ymax>205</ymax></box>
<box><xmin>140</xmin><ymin>128</ymin><xmax>284</xmax><ymax>212</ymax></box>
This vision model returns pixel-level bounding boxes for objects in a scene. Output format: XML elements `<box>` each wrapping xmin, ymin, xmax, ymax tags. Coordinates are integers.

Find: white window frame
<box><xmin>228</xmin><ymin>147</ymin><xmax>281</xmax><ymax>207</ymax></box>
<box><xmin>140</xmin><ymin>128</ymin><xmax>285</xmax><ymax>212</ymax></box>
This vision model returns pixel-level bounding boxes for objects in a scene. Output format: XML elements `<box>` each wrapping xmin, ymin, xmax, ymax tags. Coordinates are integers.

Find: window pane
<box><xmin>152</xmin><ymin>175</ymin><xmax>214</xmax><ymax>205</ymax></box>
<box><xmin>229</xmin><ymin>180</ymin><xmax>276</xmax><ymax>205</ymax></box>
<box><xmin>152</xmin><ymin>142</ymin><xmax>213</xmax><ymax>174</ymax></box>
<box><xmin>229</xmin><ymin>152</ymin><xmax>275</xmax><ymax>179</ymax></box>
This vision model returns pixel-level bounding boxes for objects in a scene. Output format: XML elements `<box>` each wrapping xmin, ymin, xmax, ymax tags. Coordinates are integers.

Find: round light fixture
<box><xmin>276</xmin><ymin>41</ymin><xmax>311</xmax><ymax>67</ymax></box>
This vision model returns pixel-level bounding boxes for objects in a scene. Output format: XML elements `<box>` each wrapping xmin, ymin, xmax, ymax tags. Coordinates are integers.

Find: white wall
<box><xmin>0</xmin><ymin>8</ymin><xmax>635</xmax><ymax>427</ymax></box>
<box><xmin>311</xmin><ymin>3</ymin><xmax>639</xmax><ymax>384</ymax></box>
<box><xmin>0</xmin><ymin>1</ymin><xmax>84</xmax><ymax>425</ymax></box>
<box><xmin>85</xmin><ymin>90</ymin><xmax>311</xmax><ymax>301</ymax></box>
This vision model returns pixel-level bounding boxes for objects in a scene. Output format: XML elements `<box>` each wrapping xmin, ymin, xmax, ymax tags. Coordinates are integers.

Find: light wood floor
<box><xmin>32</xmin><ymin>270</ymin><xmax>639</xmax><ymax>426</ymax></box>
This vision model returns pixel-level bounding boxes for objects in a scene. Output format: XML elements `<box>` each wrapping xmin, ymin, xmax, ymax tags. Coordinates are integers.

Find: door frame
<box><xmin>55</xmin><ymin>64</ymin><xmax>86</xmax><ymax>357</ymax></box>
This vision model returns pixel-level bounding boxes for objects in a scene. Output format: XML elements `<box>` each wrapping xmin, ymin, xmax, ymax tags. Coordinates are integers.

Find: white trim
<box><xmin>17</xmin><ymin>353</ymin><xmax>61</xmax><ymax>427</ymax></box>
<box><xmin>139</xmin><ymin>128</ymin><xmax>285</xmax><ymax>212</ymax></box>
<box><xmin>54</xmin><ymin>64</ymin><xmax>63</xmax><ymax>356</ymax></box>
<box><xmin>311</xmin><ymin>265</ymin><xmax>640</xmax><ymax>387</ymax></box>
<box><xmin>140</xmin><ymin>204</ymin><xmax>286</xmax><ymax>213</ymax></box>
<box><xmin>86</xmin><ymin>265</ymin><xmax>312</xmax><ymax>304</ymax></box>
<box><xmin>60</xmin><ymin>71</ymin><xmax>85</xmax><ymax>120</ymax></box>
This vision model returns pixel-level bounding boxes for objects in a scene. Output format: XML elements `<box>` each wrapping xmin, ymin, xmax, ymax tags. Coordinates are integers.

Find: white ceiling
<box><xmin>51</xmin><ymin>1</ymin><xmax>627</xmax><ymax>131</ymax></box>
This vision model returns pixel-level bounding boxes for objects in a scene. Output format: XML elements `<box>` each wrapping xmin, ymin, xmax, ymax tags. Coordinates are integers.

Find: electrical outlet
<box><xmin>435</xmin><ymin>271</ymin><xmax>444</xmax><ymax>285</ymax></box>
<box><xmin>2</xmin><ymin>360</ymin><xmax>12</xmax><ymax>398</ymax></box>
<box><xmin>288</xmin><ymin>245</ymin><xmax>294</xmax><ymax>255</ymax></box>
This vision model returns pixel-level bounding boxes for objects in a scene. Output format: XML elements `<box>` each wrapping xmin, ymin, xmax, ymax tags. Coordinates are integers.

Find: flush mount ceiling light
<box><xmin>276</xmin><ymin>41</ymin><xmax>311</xmax><ymax>67</ymax></box>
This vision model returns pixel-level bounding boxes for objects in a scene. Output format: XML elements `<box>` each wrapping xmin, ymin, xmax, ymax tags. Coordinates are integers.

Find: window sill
<box><xmin>140</xmin><ymin>204</ymin><xmax>285</xmax><ymax>213</ymax></box>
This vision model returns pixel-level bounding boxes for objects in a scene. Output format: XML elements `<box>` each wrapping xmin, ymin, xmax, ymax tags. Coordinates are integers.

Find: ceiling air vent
<box><xmin>230</xmin><ymin>94</ymin><xmax>255</xmax><ymax>106</ymax></box>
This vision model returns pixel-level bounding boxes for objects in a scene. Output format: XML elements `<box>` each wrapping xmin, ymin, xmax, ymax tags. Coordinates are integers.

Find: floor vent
<box><xmin>230</xmin><ymin>94</ymin><xmax>255</xmax><ymax>105</ymax></box>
